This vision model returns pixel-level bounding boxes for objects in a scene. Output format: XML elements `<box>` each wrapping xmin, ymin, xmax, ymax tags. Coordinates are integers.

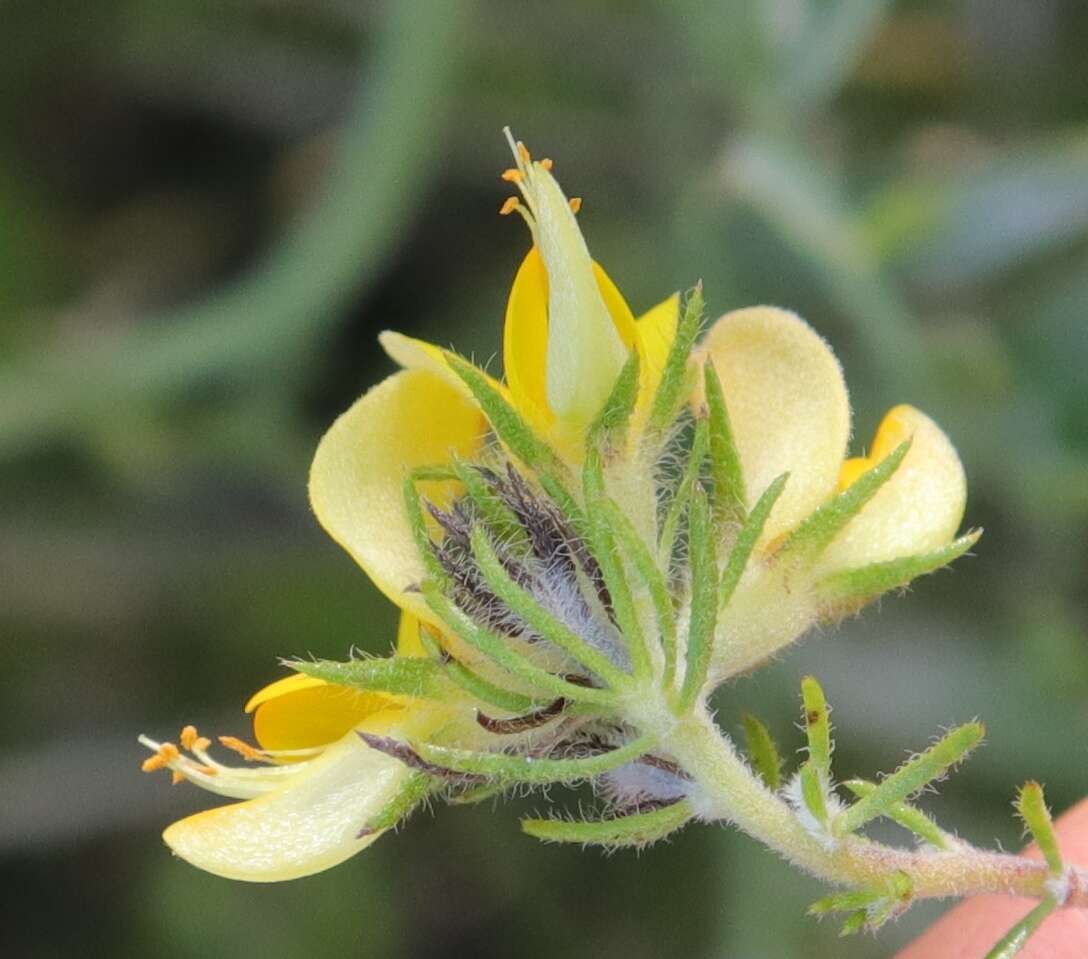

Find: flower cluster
<box><xmin>140</xmin><ymin>132</ymin><xmax>1081</xmax><ymax>949</ymax></box>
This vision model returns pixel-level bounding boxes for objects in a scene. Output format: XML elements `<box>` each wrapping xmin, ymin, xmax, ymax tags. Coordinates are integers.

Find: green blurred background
<box><xmin>3</xmin><ymin>1</ymin><xmax>1087</xmax><ymax>956</ymax></box>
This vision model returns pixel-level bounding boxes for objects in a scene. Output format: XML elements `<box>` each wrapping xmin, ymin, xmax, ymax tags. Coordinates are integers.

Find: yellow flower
<box><xmin>141</xmin><ymin>130</ymin><xmax>974</xmax><ymax>883</ymax></box>
<box><xmin>138</xmin><ymin>612</ymin><xmax>439</xmax><ymax>881</ymax></box>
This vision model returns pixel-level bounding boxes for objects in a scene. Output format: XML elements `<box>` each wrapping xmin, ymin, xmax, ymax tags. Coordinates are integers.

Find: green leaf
<box><xmin>414</xmin><ymin>733</ymin><xmax>657</xmax><ymax>785</ymax></box>
<box><xmin>449</xmin><ymin>459</ymin><xmax>529</xmax><ymax>554</ymax></box>
<box><xmin>598</xmin><ymin>495</ymin><xmax>678</xmax><ymax>689</ymax></box>
<box><xmin>801</xmin><ymin>676</ymin><xmax>832</xmax><ymax>777</ymax></box>
<box><xmin>719</xmin><ymin>472</ymin><xmax>788</xmax><ymax>609</ymax></box>
<box><xmin>403</xmin><ymin>474</ymin><xmax>448</xmax><ymax>583</ymax></box>
<box><xmin>362</xmin><ymin>772</ymin><xmax>439</xmax><ymax>833</ymax></box>
<box><xmin>416</xmin><ymin>627</ymin><xmax>541</xmax><ymax>715</ymax></box>
<box><xmin>469</xmin><ymin>525</ymin><xmax>631</xmax><ymax>688</ymax></box>
<box><xmin>834</xmin><ymin>723</ymin><xmax>985</xmax><ymax>837</ymax></box>
<box><xmin>800</xmin><ymin>762</ymin><xmax>829</xmax><ymax>826</ymax></box>
<box><xmin>984</xmin><ymin>897</ymin><xmax>1059</xmax><ymax>959</ymax></box>
<box><xmin>658</xmin><ymin>417</ymin><xmax>709</xmax><ymax>568</ymax></box>
<box><xmin>817</xmin><ymin>530</ymin><xmax>982</xmax><ymax>605</ymax></box>
<box><xmin>742</xmin><ymin>713</ymin><xmax>782</xmax><ymax>791</ymax></box>
<box><xmin>446</xmin><ymin>355</ymin><xmax>563</xmax><ymax>474</ymax></box>
<box><xmin>290</xmin><ymin>657</ymin><xmax>447</xmax><ymax>698</ymax></box>
<box><xmin>421</xmin><ymin>581</ymin><xmax>616</xmax><ymax>707</ymax></box>
<box><xmin>522</xmin><ymin>800</ymin><xmax>694</xmax><ymax>847</ymax></box>
<box><xmin>581</xmin><ymin>447</ymin><xmax>651</xmax><ymax>679</ymax></box>
<box><xmin>779</xmin><ymin>440</ymin><xmax>910</xmax><ymax>564</ymax></box>
<box><xmin>842</xmin><ymin>779</ymin><xmax>954</xmax><ymax>851</ymax></box>
<box><xmin>676</xmin><ymin>485</ymin><xmax>718</xmax><ymax>712</ymax></box>
<box><xmin>702</xmin><ymin>359</ymin><xmax>746</xmax><ymax>526</ymax></box>
<box><xmin>588</xmin><ymin>350</ymin><xmax>641</xmax><ymax>455</ymax></box>
<box><xmin>1016</xmin><ymin>781</ymin><xmax>1064</xmax><ymax>877</ymax></box>
<box><xmin>648</xmin><ymin>283</ymin><xmax>704</xmax><ymax>435</ymax></box>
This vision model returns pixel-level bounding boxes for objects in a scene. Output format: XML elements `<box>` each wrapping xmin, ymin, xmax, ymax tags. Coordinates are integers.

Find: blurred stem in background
<box><xmin>0</xmin><ymin>0</ymin><xmax>468</xmax><ymax>460</ymax></box>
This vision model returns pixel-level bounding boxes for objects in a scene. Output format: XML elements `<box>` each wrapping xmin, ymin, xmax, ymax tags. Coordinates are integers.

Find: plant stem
<box><xmin>667</xmin><ymin>709</ymin><xmax>1088</xmax><ymax>905</ymax></box>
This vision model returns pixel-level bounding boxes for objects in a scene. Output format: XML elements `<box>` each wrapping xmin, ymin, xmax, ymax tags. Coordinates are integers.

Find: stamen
<box><xmin>569</xmin><ymin>197</ymin><xmax>582</xmax><ymax>213</ymax></box>
<box><xmin>219</xmin><ymin>735</ymin><xmax>271</xmax><ymax>763</ymax></box>
<box><xmin>539</xmin><ymin>158</ymin><xmax>553</xmax><ymax>171</ymax></box>
<box><xmin>500</xmin><ymin>196</ymin><xmax>520</xmax><ymax>215</ymax></box>
<box><xmin>171</xmin><ymin>770</ymin><xmax>186</xmax><ymax>785</ymax></box>
<box><xmin>517</xmin><ymin>141</ymin><xmax>531</xmax><ymax>164</ymax></box>
<box><xmin>501</xmin><ymin>168</ymin><xmax>522</xmax><ymax>183</ymax></box>
<box><xmin>180</xmin><ymin>725</ymin><xmax>199</xmax><ymax>750</ymax></box>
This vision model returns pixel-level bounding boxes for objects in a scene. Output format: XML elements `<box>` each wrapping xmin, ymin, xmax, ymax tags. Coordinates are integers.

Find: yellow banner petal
<box><xmin>695</xmin><ymin>307</ymin><xmax>851</xmax><ymax>543</ymax></box>
<box><xmin>310</xmin><ymin>368</ymin><xmax>486</xmax><ymax>626</ymax></box>
<box><xmin>820</xmin><ymin>404</ymin><xmax>967</xmax><ymax>570</ymax></box>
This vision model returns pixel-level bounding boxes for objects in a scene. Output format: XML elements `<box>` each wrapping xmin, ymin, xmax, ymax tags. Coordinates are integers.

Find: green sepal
<box><xmin>817</xmin><ymin>530</ymin><xmax>982</xmax><ymax>607</ymax></box>
<box><xmin>446</xmin><ymin>355</ymin><xmax>563</xmax><ymax>475</ymax></box>
<box><xmin>779</xmin><ymin>440</ymin><xmax>910</xmax><ymax>564</ymax></box>
<box><xmin>742</xmin><ymin>713</ymin><xmax>783</xmax><ymax>791</ymax></box>
<box><xmin>676</xmin><ymin>485</ymin><xmax>717</xmax><ymax>712</ymax></box>
<box><xmin>834</xmin><ymin>723</ymin><xmax>985</xmax><ymax>837</ymax></box>
<box><xmin>719</xmin><ymin>473</ymin><xmax>788</xmax><ymax>609</ymax></box>
<box><xmin>588</xmin><ymin>350</ymin><xmax>641</xmax><ymax>456</ymax></box>
<box><xmin>581</xmin><ymin>447</ymin><xmax>651</xmax><ymax>678</ymax></box>
<box><xmin>702</xmin><ymin>359</ymin><xmax>747</xmax><ymax>526</ymax></box>
<box><xmin>983</xmin><ymin>897</ymin><xmax>1059</xmax><ymax>959</ymax></box>
<box><xmin>521</xmin><ymin>800</ymin><xmax>694</xmax><ymax>848</ymax></box>
<box><xmin>658</xmin><ymin>416</ymin><xmax>709</xmax><ymax>567</ymax></box>
<box><xmin>413</xmin><ymin>732</ymin><xmax>657</xmax><ymax>785</ymax></box>
<box><xmin>799</xmin><ymin>762</ymin><xmax>829</xmax><ymax>825</ymax></box>
<box><xmin>361</xmin><ymin>771</ymin><xmax>440</xmax><ymax>833</ymax></box>
<box><xmin>801</xmin><ymin>675</ymin><xmax>832</xmax><ymax>777</ymax></box>
<box><xmin>403</xmin><ymin>473</ymin><xmax>449</xmax><ymax>583</ymax></box>
<box><xmin>416</xmin><ymin>627</ymin><xmax>541</xmax><ymax>715</ymax></box>
<box><xmin>1016</xmin><ymin>781</ymin><xmax>1064</xmax><ymax>877</ymax></box>
<box><xmin>842</xmin><ymin>778</ymin><xmax>955</xmax><ymax>851</ymax></box>
<box><xmin>290</xmin><ymin>656</ymin><xmax>448</xmax><ymax>699</ymax></box>
<box><xmin>647</xmin><ymin>283</ymin><xmax>704</xmax><ymax>435</ymax></box>
<box><xmin>809</xmin><ymin>871</ymin><xmax>912</xmax><ymax>934</ymax></box>
<box><xmin>469</xmin><ymin>525</ymin><xmax>631</xmax><ymax>688</ymax></box>
<box><xmin>421</xmin><ymin>580</ymin><xmax>616</xmax><ymax>707</ymax></box>
<box><xmin>446</xmin><ymin>781</ymin><xmax>508</xmax><ymax>806</ymax></box>
<box><xmin>597</xmin><ymin>495</ymin><xmax>678</xmax><ymax>689</ymax></box>
<box><xmin>449</xmin><ymin>459</ymin><xmax>530</xmax><ymax>555</ymax></box>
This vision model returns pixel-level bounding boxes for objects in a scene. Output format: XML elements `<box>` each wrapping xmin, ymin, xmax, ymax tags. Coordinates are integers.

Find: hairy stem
<box><xmin>667</xmin><ymin>710</ymin><xmax>1088</xmax><ymax>906</ymax></box>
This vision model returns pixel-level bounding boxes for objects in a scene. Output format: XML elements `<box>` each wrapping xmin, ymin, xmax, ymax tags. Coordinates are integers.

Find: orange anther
<box><xmin>569</xmin><ymin>197</ymin><xmax>582</xmax><ymax>214</ymax></box>
<box><xmin>517</xmin><ymin>141</ymin><xmax>531</xmax><ymax>164</ymax></box>
<box><xmin>192</xmin><ymin>736</ymin><xmax>211</xmax><ymax>753</ymax></box>
<box><xmin>219</xmin><ymin>735</ymin><xmax>264</xmax><ymax>761</ymax></box>
<box><xmin>501</xmin><ymin>168</ymin><xmax>522</xmax><ymax>183</ymax></box>
<box><xmin>171</xmin><ymin>770</ymin><xmax>186</xmax><ymax>785</ymax></box>
<box><xmin>499</xmin><ymin>197</ymin><xmax>520</xmax><ymax>215</ymax></box>
<box><xmin>180</xmin><ymin>725</ymin><xmax>199</xmax><ymax>750</ymax></box>
<box><xmin>142</xmin><ymin>754</ymin><xmax>167</xmax><ymax>773</ymax></box>
<box><xmin>539</xmin><ymin>158</ymin><xmax>553</xmax><ymax>171</ymax></box>
<box><xmin>158</xmin><ymin>743</ymin><xmax>180</xmax><ymax>762</ymax></box>
<box><xmin>193</xmin><ymin>763</ymin><xmax>218</xmax><ymax>776</ymax></box>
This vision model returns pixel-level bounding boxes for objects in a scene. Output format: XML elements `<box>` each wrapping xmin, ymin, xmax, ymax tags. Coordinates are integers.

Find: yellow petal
<box><xmin>162</xmin><ymin>721</ymin><xmax>412</xmax><ymax>882</ymax></box>
<box><xmin>634</xmin><ymin>292</ymin><xmax>679</xmax><ymax>410</ymax></box>
<box><xmin>246</xmin><ymin>675</ymin><xmax>399</xmax><ymax>753</ymax></box>
<box><xmin>310</xmin><ymin>367</ymin><xmax>486</xmax><ymax>625</ymax></box>
<box><xmin>396</xmin><ymin>610</ymin><xmax>427</xmax><ymax>658</ymax></box>
<box><xmin>695</xmin><ymin>307</ymin><xmax>851</xmax><ymax>542</ymax></box>
<box><xmin>379</xmin><ymin>330</ymin><xmax>507</xmax><ymax>401</ymax></box>
<box><xmin>503</xmin><ymin>247</ymin><xmax>639</xmax><ymax>440</ymax></box>
<box><xmin>819</xmin><ymin>404</ymin><xmax>967</xmax><ymax>570</ymax></box>
<box><xmin>503</xmin><ymin>247</ymin><xmax>553</xmax><ymax>433</ymax></box>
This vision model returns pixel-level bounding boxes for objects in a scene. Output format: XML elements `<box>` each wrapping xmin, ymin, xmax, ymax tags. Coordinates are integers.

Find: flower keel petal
<box><xmin>162</xmin><ymin>729</ymin><xmax>416</xmax><ymax>882</ymax></box>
